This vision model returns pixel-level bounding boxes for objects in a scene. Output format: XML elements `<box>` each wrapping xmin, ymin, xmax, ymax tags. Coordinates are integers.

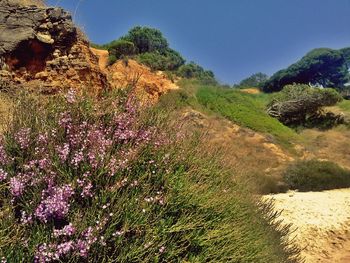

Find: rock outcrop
<box><xmin>0</xmin><ymin>0</ymin><xmax>108</xmax><ymax>94</ymax></box>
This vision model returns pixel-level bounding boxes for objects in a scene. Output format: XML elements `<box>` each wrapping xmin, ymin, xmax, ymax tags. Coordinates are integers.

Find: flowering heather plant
<box><xmin>0</xmin><ymin>89</ymin><xmax>300</xmax><ymax>262</ymax></box>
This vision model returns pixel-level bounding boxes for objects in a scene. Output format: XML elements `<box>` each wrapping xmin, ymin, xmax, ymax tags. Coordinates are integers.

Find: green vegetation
<box><xmin>338</xmin><ymin>99</ymin><xmax>350</xmax><ymax>113</ymax></box>
<box><xmin>137</xmin><ymin>49</ymin><xmax>185</xmax><ymax>71</ymax></box>
<box><xmin>177</xmin><ymin>62</ymin><xmax>217</xmax><ymax>85</ymax></box>
<box><xmin>0</xmin><ymin>89</ymin><xmax>299</xmax><ymax>262</ymax></box>
<box><xmin>196</xmin><ymin>85</ymin><xmax>299</xmax><ymax>148</ymax></box>
<box><xmin>263</xmin><ymin>48</ymin><xmax>349</xmax><ymax>92</ymax></box>
<box><xmin>237</xmin><ymin>72</ymin><xmax>269</xmax><ymax>88</ymax></box>
<box><xmin>267</xmin><ymin>84</ymin><xmax>343</xmax><ymax>127</ymax></box>
<box><xmin>283</xmin><ymin>159</ymin><xmax>350</xmax><ymax>191</ymax></box>
<box><xmin>96</xmin><ymin>26</ymin><xmax>216</xmax><ymax>82</ymax></box>
<box><xmin>107</xmin><ymin>40</ymin><xmax>136</xmax><ymax>64</ymax></box>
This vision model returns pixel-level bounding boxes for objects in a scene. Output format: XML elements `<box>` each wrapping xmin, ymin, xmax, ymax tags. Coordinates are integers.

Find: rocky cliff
<box><xmin>0</xmin><ymin>0</ymin><xmax>108</xmax><ymax>94</ymax></box>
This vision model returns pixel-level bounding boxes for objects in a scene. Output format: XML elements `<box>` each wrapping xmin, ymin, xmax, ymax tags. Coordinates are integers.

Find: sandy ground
<box><xmin>90</xmin><ymin>48</ymin><xmax>109</xmax><ymax>72</ymax></box>
<box><xmin>264</xmin><ymin>189</ymin><xmax>350</xmax><ymax>263</ymax></box>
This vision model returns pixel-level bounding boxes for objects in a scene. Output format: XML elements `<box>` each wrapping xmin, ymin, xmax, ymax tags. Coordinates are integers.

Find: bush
<box><xmin>107</xmin><ymin>40</ymin><xmax>136</xmax><ymax>60</ymax></box>
<box><xmin>137</xmin><ymin>48</ymin><xmax>185</xmax><ymax>71</ymax></box>
<box><xmin>283</xmin><ymin>159</ymin><xmax>350</xmax><ymax>191</ymax></box>
<box><xmin>239</xmin><ymin>72</ymin><xmax>269</xmax><ymax>88</ymax></box>
<box><xmin>0</xmin><ymin>90</ymin><xmax>299</xmax><ymax>262</ymax></box>
<box><xmin>177</xmin><ymin>62</ymin><xmax>217</xmax><ymax>85</ymax></box>
<box><xmin>267</xmin><ymin>84</ymin><xmax>343</xmax><ymax>126</ymax></box>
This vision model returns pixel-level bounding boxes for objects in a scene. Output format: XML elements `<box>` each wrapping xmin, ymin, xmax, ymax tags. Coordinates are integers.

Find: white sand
<box><xmin>264</xmin><ymin>189</ymin><xmax>350</xmax><ymax>263</ymax></box>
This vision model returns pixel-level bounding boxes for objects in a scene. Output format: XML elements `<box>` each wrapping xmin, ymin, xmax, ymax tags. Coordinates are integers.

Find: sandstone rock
<box><xmin>36</xmin><ymin>33</ymin><xmax>54</xmax><ymax>44</ymax></box>
<box><xmin>0</xmin><ymin>0</ymin><xmax>109</xmax><ymax>94</ymax></box>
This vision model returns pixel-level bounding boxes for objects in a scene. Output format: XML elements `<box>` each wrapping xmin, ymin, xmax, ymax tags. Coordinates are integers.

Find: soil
<box><xmin>264</xmin><ymin>189</ymin><xmax>350</xmax><ymax>263</ymax></box>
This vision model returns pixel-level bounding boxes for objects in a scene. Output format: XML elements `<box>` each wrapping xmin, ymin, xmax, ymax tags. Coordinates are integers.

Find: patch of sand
<box><xmin>264</xmin><ymin>189</ymin><xmax>350</xmax><ymax>263</ymax></box>
<box><xmin>90</xmin><ymin>48</ymin><xmax>108</xmax><ymax>72</ymax></box>
<box><xmin>239</xmin><ymin>88</ymin><xmax>261</xmax><ymax>94</ymax></box>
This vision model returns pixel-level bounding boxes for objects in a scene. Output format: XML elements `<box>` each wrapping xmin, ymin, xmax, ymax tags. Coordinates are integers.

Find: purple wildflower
<box><xmin>53</xmin><ymin>223</ymin><xmax>76</xmax><ymax>237</ymax></box>
<box><xmin>65</xmin><ymin>89</ymin><xmax>76</xmax><ymax>104</ymax></box>
<box><xmin>35</xmin><ymin>184</ymin><xmax>74</xmax><ymax>223</ymax></box>
<box><xmin>15</xmin><ymin>128</ymin><xmax>31</xmax><ymax>149</ymax></box>
<box><xmin>56</xmin><ymin>143</ymin><xmax>70</xmax><ymax>162</ymax></box>
<box><xmin>10</xmin><ymin>176</ymin><xmax>26</xmax><ymax>197</ymax></box>
<box><xmin>0</xmin><ymin>169</ymin><xmax>8</xmax><ymax>181</ymax></box>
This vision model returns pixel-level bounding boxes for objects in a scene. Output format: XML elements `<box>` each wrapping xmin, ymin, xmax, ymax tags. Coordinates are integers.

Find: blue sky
<box><xmin>47</xmin><ymin>0</ymin><xmax>350</xmax><ymax>84</ymax></box>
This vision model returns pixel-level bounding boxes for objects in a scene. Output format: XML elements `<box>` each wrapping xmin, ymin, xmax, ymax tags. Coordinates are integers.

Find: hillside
<box><xmin>0</xmin><ymin>1</ymin><xmax>350</xmax><ymax>262</ymax></box>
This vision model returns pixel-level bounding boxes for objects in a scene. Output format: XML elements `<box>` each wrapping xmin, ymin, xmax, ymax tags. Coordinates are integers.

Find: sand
<box><xmin>264</xmin><ymin>189</ymin><xmax>350</xmax><ymax>262</ymax></box>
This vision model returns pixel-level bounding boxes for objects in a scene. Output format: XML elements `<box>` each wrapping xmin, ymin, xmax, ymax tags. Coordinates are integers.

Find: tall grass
<box><xmin>0</xmin><ymin>89</ymin><xmax>300</xmax><ymax>262</ymax></box>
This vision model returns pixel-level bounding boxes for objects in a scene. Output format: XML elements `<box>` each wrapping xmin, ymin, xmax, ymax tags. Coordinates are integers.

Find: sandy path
<box><xmin>90</xmin><ymin>48</ymin><xmax>109</xmax><ymax>72</ymax></box>
<box><xmin>264</xmin><ymin>189</ymin><xmax>350</xmax><ymax>263</ymax></box>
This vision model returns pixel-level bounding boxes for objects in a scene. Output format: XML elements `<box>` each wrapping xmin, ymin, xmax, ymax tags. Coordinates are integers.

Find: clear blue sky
<box><xmin>47</xmin><ymin>0</ymin><xmax>350</xmax><ymax>84</ymax></box>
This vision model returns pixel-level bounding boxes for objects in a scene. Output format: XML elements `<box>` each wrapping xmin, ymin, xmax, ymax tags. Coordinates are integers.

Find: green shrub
<box><xmin>137</xmin><ymin>48</ymin><xmax>185</xmax><ymax>71</ymax></box>
<box><xmin>0</xmin><ymin>89</ymin><xmax>299</xmax><ymax>262</ymax></box>
<box><xmin>267</xmin><ymin>84</ymin><xmax>343</xmax><ymax>126</ymax></box>
<box><xmin>283</xmin><ymin>159</ymin><xmax>350</xmax><ymax>191</ymax></box>
<box><xmin>177</xmin><ymin>62</ymin><xmax>217</xmax><ymax>85</ymax></box>
<box><xmin>107</xmin><ymin>40</ymin><xmax>136</xmax><ymax>60</ymax></box>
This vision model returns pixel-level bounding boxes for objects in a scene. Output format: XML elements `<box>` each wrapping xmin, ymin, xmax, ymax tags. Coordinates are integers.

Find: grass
<box><xmin>283</xmin><ymin>159</ymin><xmax>350</xmax><ymax>192</ymax></box>
<box><xmin>196</xmin><ymin>86</ymin><xmax>300</xmax><ymax>150</ymax></box>
<box><xmin>0</xmin><ymin>89</ymin><xmax>300</xmax><ymax>262</ymax></box>
<box><xmin>338</xmin><ymin>99</ymin><xmax>350</xmax><ymax>114</ymax></box>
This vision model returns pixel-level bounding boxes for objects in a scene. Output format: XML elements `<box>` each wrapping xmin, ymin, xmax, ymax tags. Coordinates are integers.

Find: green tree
<box><xmin>239</xmin><ymin>72</ymin><xmax>269</xmax><ymax>88</ymax></box>
<box><xmin>137</xmin><ymin>49</ymin><xmax>185</xmax><ymax>71</ymax></box>
<box><xmin>263</xmin><ymin>48</ymin><xmax>349</xmax><ymax>92</ymax></box>
<box><xmin>122</xmin><ymin>26</ymin><xmax>169</xmax><ymax>54</ymax></box>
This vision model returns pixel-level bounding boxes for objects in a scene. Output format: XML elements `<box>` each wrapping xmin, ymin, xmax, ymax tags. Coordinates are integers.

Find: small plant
<box><xmin>283</xmin><ymin>159</ymin><xmax>350</xmax><ymax>191</ymax></box>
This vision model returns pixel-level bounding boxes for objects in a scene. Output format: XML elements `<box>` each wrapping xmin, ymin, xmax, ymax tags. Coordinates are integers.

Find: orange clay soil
<box><xmin>90</xmin><ymin>48</ymin><xmax>178</xmax><ymax>103</ymax></box>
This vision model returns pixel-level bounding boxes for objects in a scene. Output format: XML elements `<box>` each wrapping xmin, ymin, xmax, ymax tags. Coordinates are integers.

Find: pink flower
<box><xmin>10</xmin><ymin>176</ymin><xmax>26</xmax><ymax>197</ymax></box>
<box><xmin>15</xmin><ymin>128</ymin><xmax>31</xmax><ymax>149</ymax></box>
<box><xmin>0</xmin><ymin>169</ymin><xmax>8</xmax><ymax>181</ymax></box>
<box><xmin>53</xmin><ymin>223</ymin><xmax>76</xmax><ymax>237</ymax></box>
<box><xmin>65</xmin><ymin>89</ymin><xmax>76</xmax><ymax>104</ymax></box>
<box><xmin>35</xmin><ymin>184</ymin><xmax>74</xmax><ymax>222</ymax></box>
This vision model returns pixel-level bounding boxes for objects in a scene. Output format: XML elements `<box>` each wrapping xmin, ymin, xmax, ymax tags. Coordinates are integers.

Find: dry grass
<box><xmin>0</xmin><ymin>93</ymin><xmax>13</xmax><ymax>134</ymax></box>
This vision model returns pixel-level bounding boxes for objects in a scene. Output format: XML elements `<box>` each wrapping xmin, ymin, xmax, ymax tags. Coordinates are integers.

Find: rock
<box><xmin>35</xmin><ymin>71</ymin><xmax>49</xmax><ymax>80</ymax></box>
<box><xmin>0</xmin><ymin>0</ymin><xmax>76</xmax><ymax>56</ymax></box>
<box><xmin>36</xmin><ymin>33</ymin><xmax>54</xmax><ymax>44</ymax></box>
<box><xmin>0</xmin><ymin>0</ymin><xmax>109</xmax><ymax>94</ymax></box>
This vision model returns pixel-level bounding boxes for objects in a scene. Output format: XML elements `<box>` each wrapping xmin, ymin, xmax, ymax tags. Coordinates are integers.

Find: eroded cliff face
<box><xmin>0</xmin><ymin>0</ymin><xmax>108</xmax><ymax>94</ymax></box>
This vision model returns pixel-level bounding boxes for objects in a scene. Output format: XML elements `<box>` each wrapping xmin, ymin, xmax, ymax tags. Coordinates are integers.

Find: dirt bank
<box><xmin>264</xmin><ymin>189</ymin><xmax>350</xmax><ymax>262</ymax></box>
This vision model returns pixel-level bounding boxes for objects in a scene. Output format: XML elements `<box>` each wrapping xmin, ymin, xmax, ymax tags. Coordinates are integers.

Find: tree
<box><xmin>121</xmin><ymin>26</ymin><xmax>169</xmax><ymax>54</ymax></box>
<box><xmin>177</xmin><ymin>62</ymin><xmax>217</xmax><ymax>85</ymax></box>
<box><xmin>239</xmin><ymin>72</ymin><xmax>269</xmax><ymax>88</ymax></box>
<box><xmin>137</xmin><ymin>49</ymin><xmax>185</xmax><ymax>71</ymax></box>
<box><xmin>267</xmin><ymin>84</ymin><xmax>342</xmax><ymax>125</ymax></box>
<box><xmin>263</xmin><ymin>48</ymin><xmax>349</xmax><ymax>92</ymax></box>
